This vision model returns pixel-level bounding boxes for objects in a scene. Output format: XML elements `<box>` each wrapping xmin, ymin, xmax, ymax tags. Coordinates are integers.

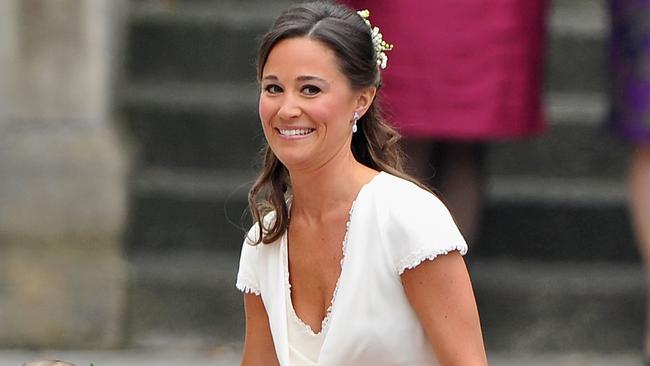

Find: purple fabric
<box><xmin>608</xmin><ymin>0</ymin><xmax>650</xmax><ymax>142</ymax></box>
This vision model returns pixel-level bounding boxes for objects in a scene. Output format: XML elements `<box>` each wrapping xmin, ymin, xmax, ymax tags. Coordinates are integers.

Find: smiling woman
<box><xmin>236</xmin><ymin>2</ymin><xmax>487</xmax><ymax>366</ymax></box>
<box><xmin>258</xmin><ymin>37</ymin><xmax>371</xmax><ymax>173</ymax></box>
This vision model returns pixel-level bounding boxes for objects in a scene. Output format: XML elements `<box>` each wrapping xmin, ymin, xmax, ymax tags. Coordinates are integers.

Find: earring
<box><xmin>352</xmin><ymin>112</ymin><xmax>360</xmax><ymax>133</ymax></box>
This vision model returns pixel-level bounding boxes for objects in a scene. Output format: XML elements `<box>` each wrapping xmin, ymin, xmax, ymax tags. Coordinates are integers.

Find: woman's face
<box><xmin>259</xmin><ymin>37</ymin><xmax>368</xmax><ymax>172</ymax></box>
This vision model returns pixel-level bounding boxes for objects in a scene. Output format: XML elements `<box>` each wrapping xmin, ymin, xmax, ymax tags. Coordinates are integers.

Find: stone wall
<box><xmin>0</xmin><ymin>0</ymin><xmax>128</xmax><ymax>348</ymax></box>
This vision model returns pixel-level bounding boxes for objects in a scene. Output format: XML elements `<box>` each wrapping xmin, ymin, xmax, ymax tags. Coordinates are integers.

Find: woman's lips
<box><xmin>276</xmin><ymin>127</ymin><xmax>315</xmax><ymax>138</ymax></box>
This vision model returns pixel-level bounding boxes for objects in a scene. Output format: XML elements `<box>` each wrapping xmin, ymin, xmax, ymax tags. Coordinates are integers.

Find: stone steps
<box><xmin>471</xmin><ymin>258</ymin><xmax>643</xmax><ymax>352</ymax></box>
<box><xmin>125</xmin><ymin>252</ymin><xmax>243</xmax><ymax>348</ymax></box>
<box><xmin>121</xmin><ymin>81</ymin><xmax>626</xmax><ymax>178</ymax></box>
<box><xmin>125</xmin><ymin>0</ymin><xmax>609</xmax><ymax>92</ymax></box>
<box><xmin>125</xmin><ymin>167</ymin><xmax>253</xmax><ymax>254</ymax></box>
<box><xmin>477</xmin><ymin>176</ymin><xmax>636</xmax><ymax>261</ymax></box>
<box><xmin>125</xmin><ymin>0</ymin><xmax>296</xmax><ymax>83</ymax></box>
<box><xmin>126</xmin><ymin>167</ymin><xmax>636</xmax><ymax>261</ymax></box>
<box><xmin>119</xmin><ymin>81</ymin><xmax>262</xmax><ymax>171</ymax></box>
<box><xmin>551</xmin><ymin>0</ymin><xmax>607</xmax><ymax>37</ymax></box>
<box><xmin>546</xmin><ymin>0</ymin><xmax>608</xmax><ymax>93</ymax></box>
<box><xmin>118</xmin><ymin>0</ymin><xmax>643</xmax><ymax>355</ymax></box>
<box><xmin>124</xmin><ymin>252</ymin><xmax>644</xmax><ymax>353</ymax></box>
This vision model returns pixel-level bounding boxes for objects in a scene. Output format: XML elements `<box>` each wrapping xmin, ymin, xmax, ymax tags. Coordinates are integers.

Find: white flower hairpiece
<box><xmin>357</xmin><ymin>9</ymin><xmax>394</xmax><ymax>69</ymax></box>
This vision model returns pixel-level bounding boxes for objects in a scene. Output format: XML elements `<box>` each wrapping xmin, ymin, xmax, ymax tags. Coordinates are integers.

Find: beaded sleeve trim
<box><xmin>236</xmin><ymin>280</ymin><xmax>261</xmax><ymax>296</ymax></box>
<box><xmin>396</xmin><ymin>245</ymin><xmax>468</xmax><ymax>275</ymax></box>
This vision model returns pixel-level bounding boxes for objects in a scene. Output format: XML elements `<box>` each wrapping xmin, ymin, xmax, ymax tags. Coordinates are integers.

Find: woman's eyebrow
<box><xmin>261</xmin><ymin>75</ymin><xmax>329</xmax><ymax>85</ymax></box>
<box><xmin>296</xmin><ymin>75</ymin><xmax>328</xmax><ymax>83</ymax></box>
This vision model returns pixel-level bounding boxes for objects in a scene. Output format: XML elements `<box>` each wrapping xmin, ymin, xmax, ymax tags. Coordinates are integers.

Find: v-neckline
<box><xmin>283</xmin><ymin>172</ymin><xmax>382</xmax><ymax>336</ymax></box>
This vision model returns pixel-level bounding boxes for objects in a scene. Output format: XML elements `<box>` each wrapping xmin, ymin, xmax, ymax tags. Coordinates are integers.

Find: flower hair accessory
<box><xmin>357</xmin><ymin>9</ymin><xmax>394</xmax><ymax>69</ymax></box>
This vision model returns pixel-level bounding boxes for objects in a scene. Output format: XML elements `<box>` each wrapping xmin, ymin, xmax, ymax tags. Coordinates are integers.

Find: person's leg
<box><xmin>402</xmin><ymin>139</ymin><xmax>485</xmax><ymax>245</ymax></box>
<box><xmin>433</xmin><ymin>142</ymin><xmax>485</xmax><ymax>245</ymax></box>
<box><xmin>631</xmin><ymin>144</ymin><xmax>650</xmax><ymax>265</ymax></box>
<box><xmin>629</xmin><ymin>144</ymin><xmax>650</xmax><ymax>359</ymax></box>
<box><xmin>401</xmin><ymin>138</ymin><xmax>436</xmax><ymax>183</ymax></box>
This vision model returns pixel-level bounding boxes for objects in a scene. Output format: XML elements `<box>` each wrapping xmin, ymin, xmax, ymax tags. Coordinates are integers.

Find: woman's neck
<box><xmin>288</xmin><ymin>156</ymin><xmax>376</xmax><ymax>222</ymax></box>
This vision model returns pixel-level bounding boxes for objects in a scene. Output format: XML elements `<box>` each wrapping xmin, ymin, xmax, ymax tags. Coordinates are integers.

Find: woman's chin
<box><xmin>274</xmin><ymin>154</ymin><xmax>311</xmax><ymax>172</ymax></box>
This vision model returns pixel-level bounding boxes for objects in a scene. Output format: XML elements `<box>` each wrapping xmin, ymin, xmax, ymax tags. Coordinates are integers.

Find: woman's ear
<box><xmin>354</xmin><ymin>86</ymin><xmax>377</xmax><ymax>117</ymax></box>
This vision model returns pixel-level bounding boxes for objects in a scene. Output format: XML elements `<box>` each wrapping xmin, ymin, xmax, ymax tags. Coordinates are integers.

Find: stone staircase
<box><xmin>119</xmin><ymin>0</ymin><xmax>297</xmax><ymax>348</ymax></box>
<box><xmin>118</xmin><ymin>0</ymin><xmax>644</xmax><ymax>354</ymax></box>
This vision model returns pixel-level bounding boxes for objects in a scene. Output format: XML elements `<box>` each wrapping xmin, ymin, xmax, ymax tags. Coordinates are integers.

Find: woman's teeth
<box><xmin>278</xmin><ymin>128</ymin><xmax>314</xmax><ymax>136</ymax></box>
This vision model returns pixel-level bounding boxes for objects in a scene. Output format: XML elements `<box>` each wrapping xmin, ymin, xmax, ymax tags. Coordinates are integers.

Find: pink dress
<box><xmin>344</xmin><ymin>0</ymin><xmax>548</xmax><ymax>140</ymax></box>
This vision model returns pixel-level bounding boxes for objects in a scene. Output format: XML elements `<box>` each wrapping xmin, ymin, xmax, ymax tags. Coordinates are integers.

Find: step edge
<box><xmin>119</xmin><ymin>81</ymin><xmax>259</xmax><ymax>111</ymax></box>
<box><xmin>132</xmin><ymin>166</ymin><xmax>256</xmax><ymax>200</ymax></box>
<box><xmin>131</xmin><ymin>166</ymin><xmax>628</xmax><ymax>206</ymax></box>
<box><xmin>487</xmin><ymin>175</ymin><xmax>626</xmax><ymax>204</ymax></box>
<box><xmin>549</xmin><ymin>0</ymin><xmax>609</xmax><ymax>39</ymax></box>
<box><xmin>546</xmin><ymin>92</ymin><xmax>608</xmax><ymax>127</ymax></box>
<box><xmin>121</xmin><ymin>84</ymin><xmax>607</xmax><ymax>128</ymax></box>
<box><xmin>469</xmin><ymin>258</ymin><xmax>643</xmax><ymax>295</ymax></box>
<box><xmin>129</xmin><ymin>1</ymin><xmax>292</xmax><ymax>28</ymax></box>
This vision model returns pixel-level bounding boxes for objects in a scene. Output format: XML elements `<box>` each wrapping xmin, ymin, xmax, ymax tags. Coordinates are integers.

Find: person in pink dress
<box><xmin>342</xmin><ymin>0</ymin><xmax>549</xmax><ymax>243</ymax></box>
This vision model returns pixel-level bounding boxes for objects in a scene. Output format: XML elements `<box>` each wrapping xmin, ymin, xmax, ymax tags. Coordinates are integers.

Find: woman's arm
<box><xmin>401</xmin><ymin>251</ymin><xmax>488</xmax><ymax>366</ymax></box>
<box><xmin>240</xmin><ymin>293</ymin><xmax>280</xmax><ymax>366</ymax></box>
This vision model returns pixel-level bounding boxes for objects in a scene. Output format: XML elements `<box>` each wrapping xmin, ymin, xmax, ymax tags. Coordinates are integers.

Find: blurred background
<box><xmin>0</xmin><ymin>0</ymin><xmax>645</xmax><ymax>365</ymax></box>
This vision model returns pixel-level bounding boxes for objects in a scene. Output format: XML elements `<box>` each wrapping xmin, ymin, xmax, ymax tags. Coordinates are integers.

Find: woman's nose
<box><xmin>277</xmin><ymin>95</ymin><xmax>301</xmax><ymax>120</ymax></box>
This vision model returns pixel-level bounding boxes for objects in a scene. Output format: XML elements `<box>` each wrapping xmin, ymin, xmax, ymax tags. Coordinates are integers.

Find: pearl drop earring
<box><xmin>352</xmin><ymin>112</ymin><xmax>360</xmax><ymax>133</ymax></box>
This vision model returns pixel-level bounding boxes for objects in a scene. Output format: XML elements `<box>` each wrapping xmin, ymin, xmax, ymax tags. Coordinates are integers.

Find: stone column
<box><xmin>0</xmin><ymin>0</ymin><xmax>128</xmax><ymax>348</ymax></box>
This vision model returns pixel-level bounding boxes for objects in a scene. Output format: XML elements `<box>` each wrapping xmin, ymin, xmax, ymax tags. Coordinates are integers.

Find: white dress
<box><xmin>236</xmin><ymin>171</ymin><xmax>468</xmax><ymax>366</ymax></box>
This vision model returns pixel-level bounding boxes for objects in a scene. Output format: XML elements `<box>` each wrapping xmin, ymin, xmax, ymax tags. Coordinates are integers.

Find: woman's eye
<box><xmin>264</xmin><ymin>84</ymin><xmax>283</xmax><ymax>94</ymax></box>
<box><xmin>302</xmin><ymin>85</ymin><xmax>321</xmax><ymax>96</ymax></box>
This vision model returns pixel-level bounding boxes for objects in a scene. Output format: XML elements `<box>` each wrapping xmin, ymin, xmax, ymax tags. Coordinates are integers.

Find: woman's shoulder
<box><xmin>374</xmin><ymin>171</ymin><xmax>424</xmax><ymax>189</ymax></box>
<box><xmin>369</xmin><ymin>171</ymin><xmax>454</xmax><ymax>231</ymax></box>
<box><xmin>371</xmin><ymin>171</ymin><xmax>443</xmax><ymax>209</ymax></box>
<box><xmin>370</xmin><ymin>172</ymin><xmax>467</xmax><ymax>274</ymax></box>
<box><xmin>244</xmin><ymin>211</ymin><xmax>283</xmax><ymax>247</ymax></box>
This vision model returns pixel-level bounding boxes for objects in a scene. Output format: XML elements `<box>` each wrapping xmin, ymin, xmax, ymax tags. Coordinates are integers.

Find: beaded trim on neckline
<box><xmin>283</xmin><ymin>172</ymin><xmax>382</xmax><ymax>337</ymax></box>
<box><xmin>284</xmin><ymin>198</ymin><xmax>357</xmax><ymax>336</ymax></box>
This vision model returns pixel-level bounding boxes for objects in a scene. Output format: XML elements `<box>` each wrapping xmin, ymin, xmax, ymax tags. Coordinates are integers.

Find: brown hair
<box><xmin>248</xmin><ymin>1</ymin><xmax>428</xmax><ymax>244</ymax></box>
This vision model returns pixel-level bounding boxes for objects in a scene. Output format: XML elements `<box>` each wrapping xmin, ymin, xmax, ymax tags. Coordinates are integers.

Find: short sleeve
<box><xmin>235</xmin><ymin>224</ymin><xmax>262</xmax><ymax>296</ymax></box>
<box><xmin>382</xmin><ymin>181</ymin><xmax>468</xmax><ymax>275</ymax></box>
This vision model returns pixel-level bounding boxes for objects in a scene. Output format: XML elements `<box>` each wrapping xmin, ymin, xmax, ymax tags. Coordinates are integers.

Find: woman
<box><xmin>236</xmin><ymin>2</ymin><xmax>487</xmax><ymax>365</ymax></box>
